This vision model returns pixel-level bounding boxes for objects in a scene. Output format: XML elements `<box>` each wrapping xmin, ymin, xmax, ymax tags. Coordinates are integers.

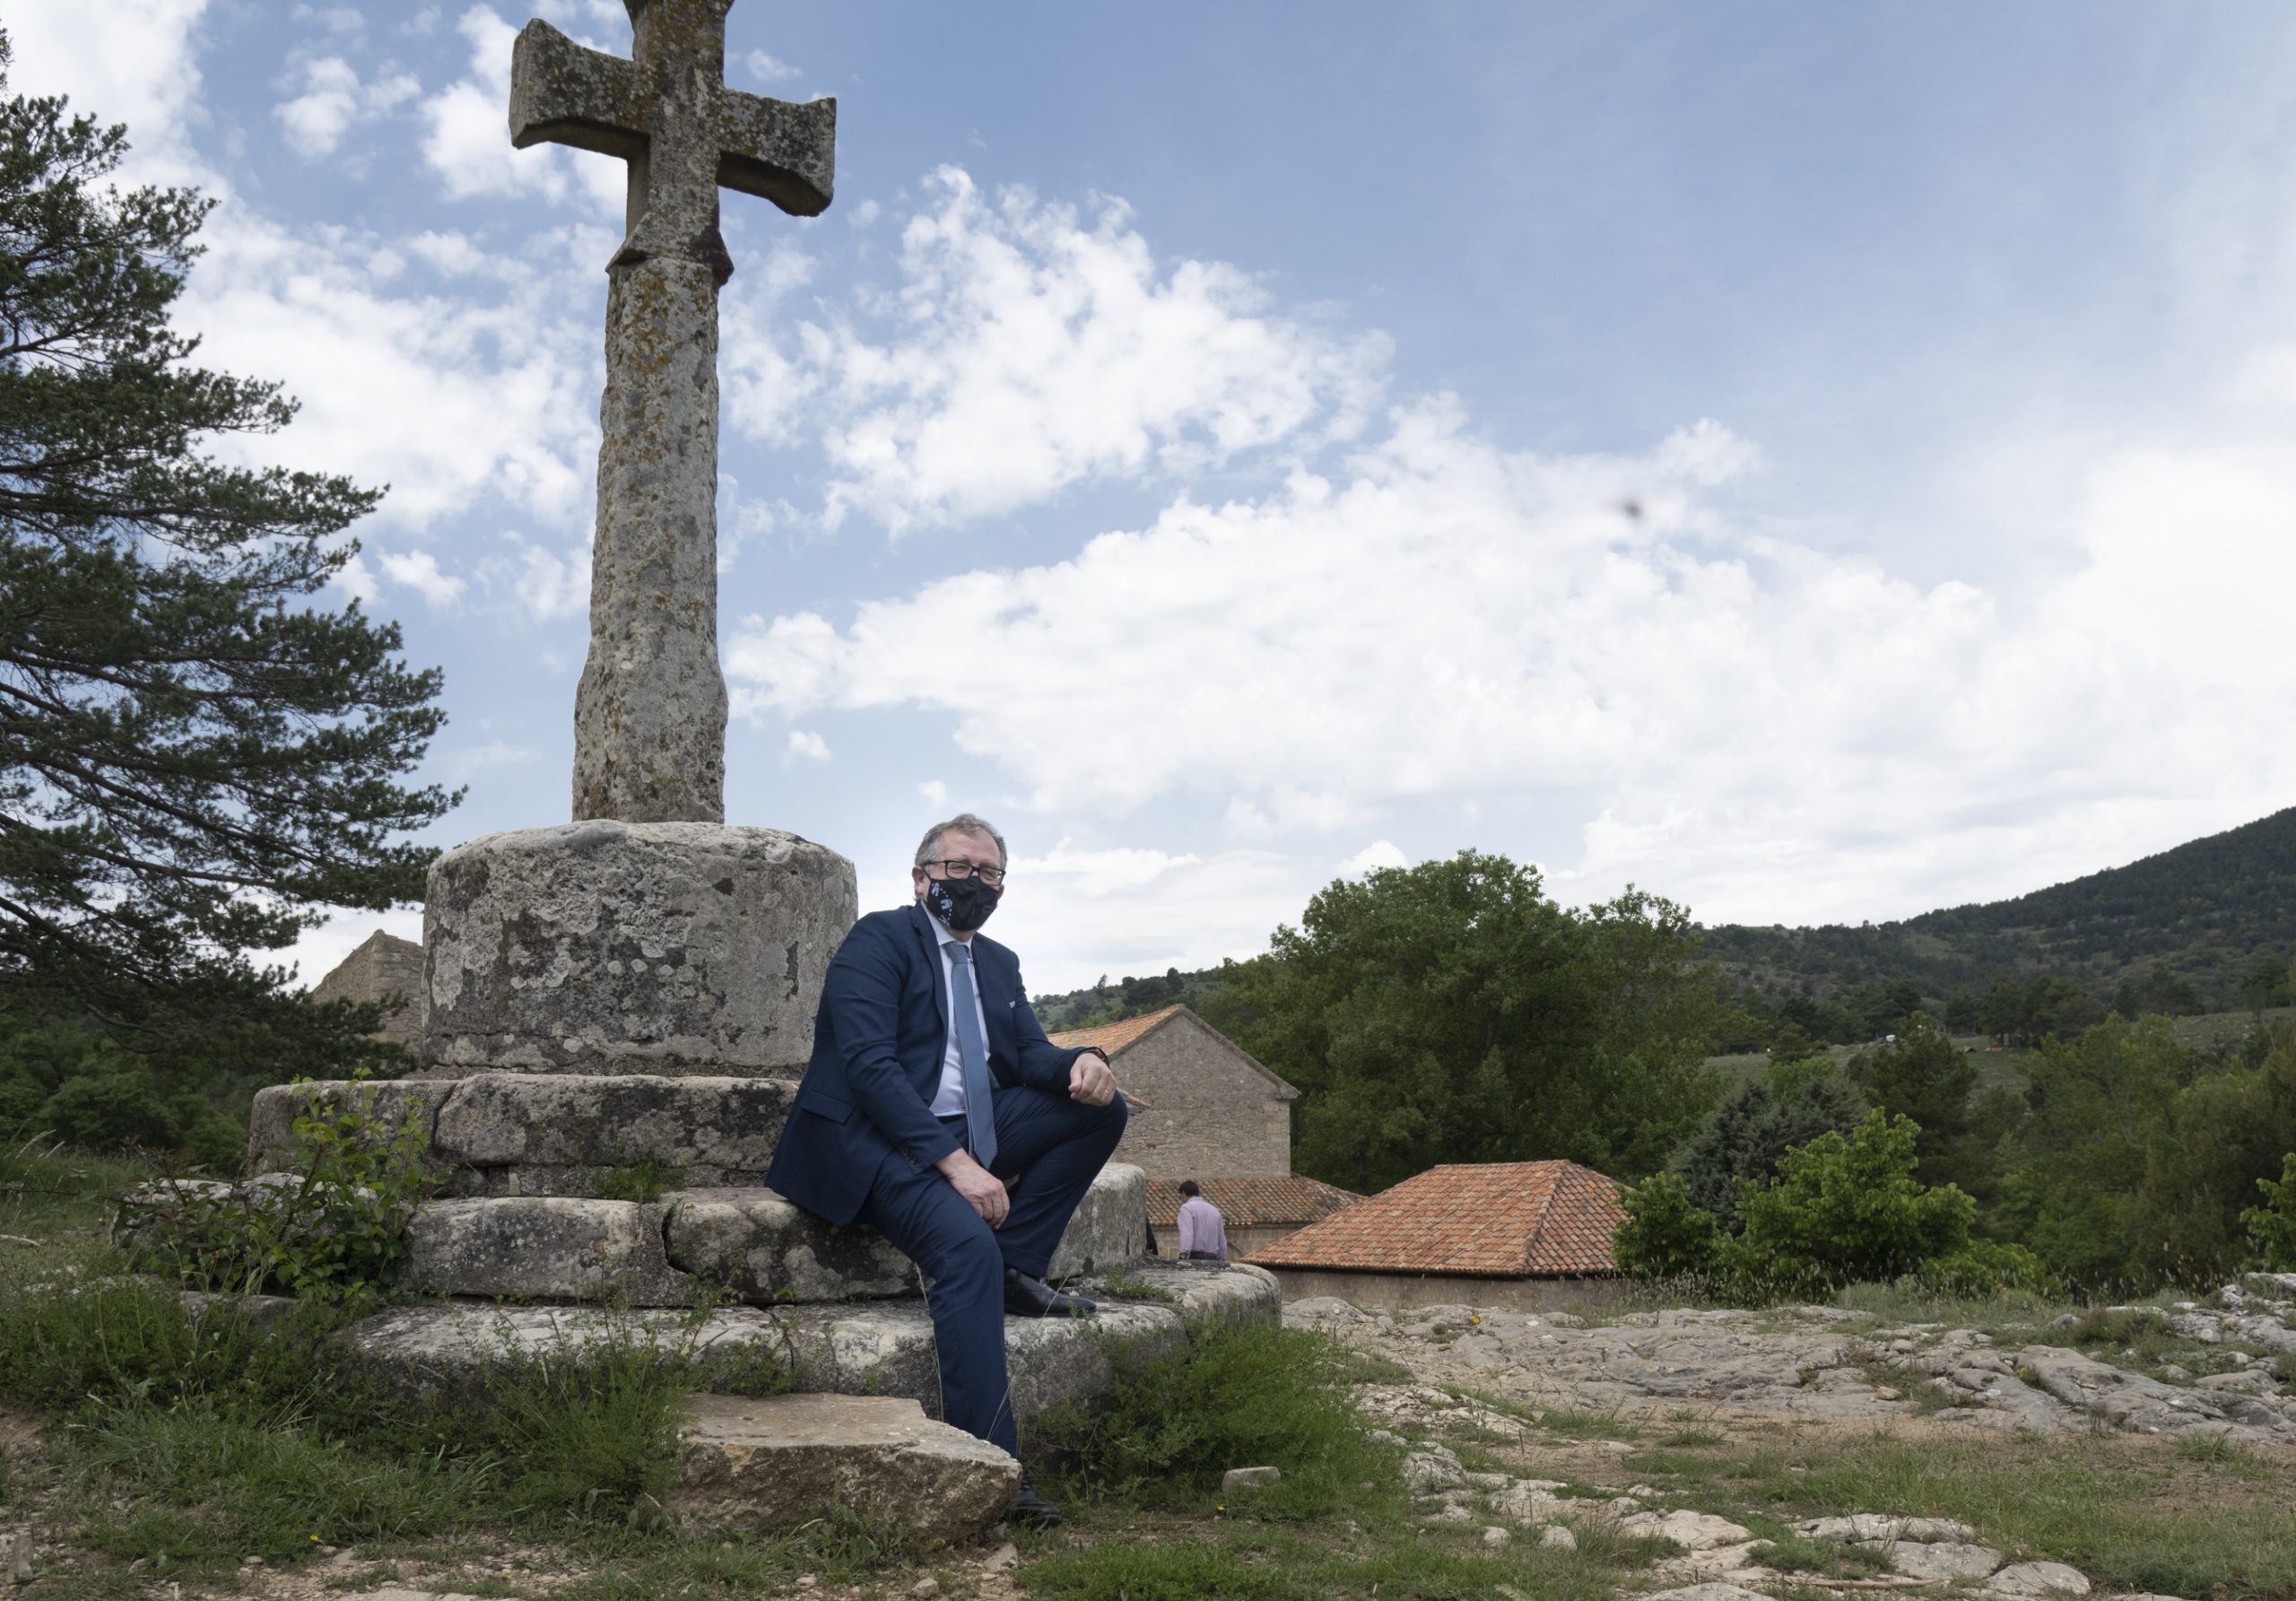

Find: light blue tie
<box><xmin>945</xmin><ymin>942</ymin><xmax>998</xmax><ymax>1169</ymax></box>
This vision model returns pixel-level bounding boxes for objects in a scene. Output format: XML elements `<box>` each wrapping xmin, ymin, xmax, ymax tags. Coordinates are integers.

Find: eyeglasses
<box><xmin>926</xmin><ymin>860</ymin><xmax>1006</xmax><ymax>887</ymax></box>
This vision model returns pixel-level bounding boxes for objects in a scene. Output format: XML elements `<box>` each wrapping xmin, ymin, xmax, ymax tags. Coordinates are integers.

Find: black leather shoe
<box><xmin>1005</xmin><ymin>1475</ymin><xmax>1063</xmax><ymax>1528</ymax></box>
<box><xmin>1004</xmin><ymin>1267</ymin><xmax>1097</xmax><ymax>1318</ymax></box>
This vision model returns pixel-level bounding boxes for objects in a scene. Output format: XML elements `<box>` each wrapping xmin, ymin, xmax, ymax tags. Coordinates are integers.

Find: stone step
<box><xmin>666</xmin><ymin>1393</ymin><xmax>1017</xmax><ymax>1543</ymax></box>
<box><xmin>344</xmin><ymin>1260</ymin><xmax>1281</xmax><ymax>1421</ymax></box>
<box><xmin>399</xmin><ymin>1164</ymin><xmax>1149</xmax><ymax>1306</ymax></box>
<box><xmin>249</xmin><ymin>1073</ymin><xmax>796</xmax><ymax>1197</ymax></box>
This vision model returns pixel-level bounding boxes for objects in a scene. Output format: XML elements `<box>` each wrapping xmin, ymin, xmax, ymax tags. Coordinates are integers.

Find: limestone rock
<box><xmin>248</xmin><ymin>1079</ymin><xmax>457</xmax><ymax>1176</ymax></box>
<box><xmin>1987</xmin><ymin>1561</ymin><xmax>2092</xmax><ymax>1597</ymax></box>
<box><xmin>1044</xmin><ymin>1163</ymin><xmax>1147</xmax><ymax>1280</ymax></box>
<box><xmin>1622</xmin><ymin>1510</ymin><xmax>1753</xmax><ymax>1551</ymax></box>
<box><xmin>1862</xmin><ymin>1540</ymin><xmax>2004</xmax><ymax>1580</ymax></box>
<box><xmin>1796</xmin><ymin>1514</ymin><xmax>1975</xmax><ymax>1543</ymax></box>
<box><xmin>1222</xmin><ymin>1466</ymin><xmax>1281</xmax><ymax>1492</ymax></box>
<box><xmin>2014</xmin><ymin>1344</ymin><xmax>2294</xmax><ymax>1440</ymax></box>
<box><xmin>1635</xmin><ymin>1586</ymin><xmax>1772</xmax><ymax>1601</ymax></box>
<box><xmin>401</xmin><ymin>1197</ymin><xmax>695</xmax><ymax>1304</ymax></box>
<box><xmin>665</xmin><ymin>1393</ymin><xmax>1015</xmax><ymax>1543</ymax></box>
<box><xmin>1541</xmin><ymin>1524</ymin><xmax>1578</xmax><ymax>1550</ymax></box>
<box><xmin>435</xmin><ymin>1072</ymin><xmax>796</xmax><ymax>1175</ymax></box>
<box><xmin>341</xmin><ymin>1261</ymin><xmax>1280</xmax><ymax>1414</ymax></box>
<box><xmin>663</xmin><ymin>1188</ymin><xmax>917</xmax><ymax>1301</ymax></box>
<box><xmin>423</xmin><ymin>822</ymin><xmax>855</xmax><ymax>1075</ymax></box>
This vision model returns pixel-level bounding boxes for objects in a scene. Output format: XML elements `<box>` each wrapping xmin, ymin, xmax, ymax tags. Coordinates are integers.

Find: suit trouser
<box><xmin>858</xmin><ymin>1085</ymin><xmax>1127</xmax><ymax>1457</ymax></box>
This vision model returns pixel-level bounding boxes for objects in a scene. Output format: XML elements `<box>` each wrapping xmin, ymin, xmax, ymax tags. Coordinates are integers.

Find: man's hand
<box><xmin>1068</xmin><ymin>1050</ymin><xmax>1118</xmax><ymax>1107</ymax></box>
<box><xmin>935</xmin><ymin>1148</ymin><xmax>1009</xmax><ymax>1226</ymax></box>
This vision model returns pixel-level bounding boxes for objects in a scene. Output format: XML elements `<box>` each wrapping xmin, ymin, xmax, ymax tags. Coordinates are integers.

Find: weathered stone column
<box><xmin>572</xmin><ymin>257</ymin><xmax>729</xmax><ymax>822</ymax></box>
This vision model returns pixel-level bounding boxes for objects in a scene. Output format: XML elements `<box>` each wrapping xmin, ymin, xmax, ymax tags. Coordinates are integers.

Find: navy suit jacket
<box><xmin>764</xmin><ymin>902</ymin><xmax>1091</xmax><ymax>1225</ymax></box>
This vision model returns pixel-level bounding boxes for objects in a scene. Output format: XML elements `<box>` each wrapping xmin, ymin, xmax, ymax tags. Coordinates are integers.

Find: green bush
<box><xmin>136</xmin><ymin>1075</ymin><xmax>432</xmax><ymax>1303</ymax></box>
<box><xmin>1917</xmin><ymin>1240</ymin><xmax>2061</xmax><ymax>1298</ymax></box>
<box><xmin>1615</xmin><ymin>1170</ymin><xmax>1725</xmax><ymax>1281</ymax></box>
<box><xmin>1028</xmin><ymin>1321</ymin><xmax>1396</xmax><ymax>1511</ymax></box>
<box><xmin>1728</xmin><ymin>1110</ymin><xmax>1975</xmax><ymax>1294</ymax></box>
<box><xmin>2239</xmin><ymin>1151</ymin><xmax>2296</xmax><ymax>1270</ymax></box>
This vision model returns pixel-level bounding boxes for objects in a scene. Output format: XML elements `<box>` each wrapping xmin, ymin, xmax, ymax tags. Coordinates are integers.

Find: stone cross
<box><xmin>509</xmin><ymin>0</ymin><xmax>835</xmax><ymax>824</ymax></box>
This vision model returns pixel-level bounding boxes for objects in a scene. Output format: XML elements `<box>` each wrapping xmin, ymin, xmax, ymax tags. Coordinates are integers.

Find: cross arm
<box><xmin>716</xmin><ymin>91</ymin><xmax>836</xmax><ymax>217</ymax></box>
<box><xmin>509</xmin><ymin>20</ymin><xmax>645</xmax><ymax>161</ymax></box>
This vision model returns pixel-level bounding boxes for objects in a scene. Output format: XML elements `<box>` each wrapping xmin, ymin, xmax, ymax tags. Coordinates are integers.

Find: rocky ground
<box><xmin>1282</xmin><ymin>1272</ymin><xmax>2296</xmax><ymax>1599</ymax></box>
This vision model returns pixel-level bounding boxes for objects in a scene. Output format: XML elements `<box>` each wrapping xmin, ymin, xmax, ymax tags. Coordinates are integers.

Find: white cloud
<box><xmin>441</xmin><ymin>738</ymin><xmax>542</xmax><ymax>780</ymax></box>
<box><xmin>276</xmin><ymin>55</ymin><xmax>420</xmax><ymax>159</ymax></box>
<box><xmin>783</xmin><ymin>729</ymin><xmax>831</xmax><ymax>764</ymax></box>
<box><xmin>919</xmin><ymin>779</ymin><xmax>949</xmax><ymax>806</ymax></box>
<box><xmin>4</xmin><ymin>0</ymin><xmax>211</xmax><ymax>183</ymax></box>
<box><xmin>480</xmin><ymin>533</ymin><xmax>591</xmax><ymax>622</ymax></box>
<box><xmin>1337</xmin><ymin>840</ymin><xmax>1409</xmax><ymax>878</ymax></box>
<box><xmin>420</xmin><ymin>4</ymin><xmax>623</xmax><ymax>213</ymax></box>
<box><xmin>724</xmin><ymin>168</ymin><xmax>1391</xmax><ymax>533</ymax></box>
<box><xmin>744</xmin><ymin>49</ymin><xmax>799</xmax><ymax>83</ymax></box>
<box><xmin>730</xmin><ymin>385</ymin><xmax>2296</xmax><ymax>930</ymax></box>
<box><xmin>378</xmin><ymin>549</ymin><xmax>467</xmax><ymax>607</ymax></box>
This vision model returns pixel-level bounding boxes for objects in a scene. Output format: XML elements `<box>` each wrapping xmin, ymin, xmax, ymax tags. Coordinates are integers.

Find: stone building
<box><xmin>1049</xmin><ymin>1004</ymin><xmax>1295</xmax><ymax>1178</ymax></box>
<box><xmin>1049</xmin><ymin>1005</ymin><xmax>1361</xmax><ymax>1255</ymax></box>
<box><xmin>309</xmin><ymin>928</ymin><xmax>426</xmax><ymax>1053</ymax></box>
<box><xmin>1248</xmin><ymin>1160</ymin><xmax>1631</xmax><ymax>1313</ymax></box>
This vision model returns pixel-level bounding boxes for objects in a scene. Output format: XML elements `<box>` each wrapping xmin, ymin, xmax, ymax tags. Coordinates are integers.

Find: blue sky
<box><xmin>13</xmin><ymin>2</ymin><xmax>2296</xmax><ymax>992</ymax></box>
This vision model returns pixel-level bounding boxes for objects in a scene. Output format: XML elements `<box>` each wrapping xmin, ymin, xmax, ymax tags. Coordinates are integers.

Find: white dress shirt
<box><xmin>926</xmin><ymin>912</ymin><xmax>994</xmax><ymax>1117</ymax></box>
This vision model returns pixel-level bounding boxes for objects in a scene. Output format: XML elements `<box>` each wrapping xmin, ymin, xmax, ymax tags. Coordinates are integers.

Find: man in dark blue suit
<box><xmin>765</xmin><ymin>813</ymin><xmax>1126</xmax><ymax>1526</ymax></box>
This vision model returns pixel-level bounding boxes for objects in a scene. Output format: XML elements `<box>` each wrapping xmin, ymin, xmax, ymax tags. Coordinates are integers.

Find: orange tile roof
<box><xmin>1144</xmin><ymin>1175</ymin><xmax>1363</xmax><ymax>1230</ymax></box>
<box><xmin>1047</xmin><ymin>1004</ymin><xmax>1185</xmax><ymax>1057</ymax></box>
<box><xmin>1246</xmin><ymin>1161</ymin><xmax>1627</xmax><ymax>1278</ymax></box>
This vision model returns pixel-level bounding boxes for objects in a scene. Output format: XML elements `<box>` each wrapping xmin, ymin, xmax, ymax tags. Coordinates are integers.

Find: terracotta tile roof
<box><xmin>1144</xmin><ymin>1175</ymin><xmax>1363</xmax><ymax>1230</ymax></box>
<box><xmin>1246</xmin><ymin>1161</ymin><xmax>1627</xmax><ymax>1278</ymax></box>
<box><xmin>1048</xmin><ymin>1004</ymin><xmax>1185</xmax><ymax>1057</ymax></box>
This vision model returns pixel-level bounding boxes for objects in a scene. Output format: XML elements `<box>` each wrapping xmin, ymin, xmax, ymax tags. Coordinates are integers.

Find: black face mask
<box><xmin>922</xmin><ymin>873</ymin><xmax>1001</xmax><ymax>934</ymax></box>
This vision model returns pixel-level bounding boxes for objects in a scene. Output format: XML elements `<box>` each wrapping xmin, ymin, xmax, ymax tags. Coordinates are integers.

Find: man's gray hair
<box><xmin>916</xmin><ymin>813</ymin><xmax>1008</xmax><ymax>870</ymax></box>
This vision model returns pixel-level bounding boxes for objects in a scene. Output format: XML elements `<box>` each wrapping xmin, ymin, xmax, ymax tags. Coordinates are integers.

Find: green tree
<box><xmin>2241</xmin><ymin>1152</ymin><xmax>2296</xmax><ymax>1271</ymax></box>
<box><xmin>1991</xmin><ymin>1017</ymin><xmax>2196</xmax><ymax>1290</ymax></box>
<box><xmin>1613</xmin><ymin>1170</ymin><xmax>1724</xmax><ymax>1282</ymax></box>
<box><xmin>2238</xmin><ymin>955</ymin><xmax>2292</xmax><ymax>1019</ymax></box>
<box><xmin>1729</xmin><ymin>1109</ymin><xmax>1976</xmax><ymax>1293</ymax></box>
<box><xmin>1213</xmin><ymin>853</ymin><xmax>1720</xmax><ymax>1193</ymax></box>
<box><xmin>1857</xmin><ymin>1014</ymin><xmax>1979</xmax><ymax>1187</ymax></box>
<box><xmin>1673</xmin><ymin>1060</ymin><xmax>1866</xmax><ymax>1230</ymax></box>
<box><xmin>2123</xmin><ymin>1029</ymin><xmax>2296</xmax><ymax>1284</ymax></box>
<box><xmin>0</xmin><ymin>38</ymin><xmax>452</xmax><ymax>1067</ymax></box>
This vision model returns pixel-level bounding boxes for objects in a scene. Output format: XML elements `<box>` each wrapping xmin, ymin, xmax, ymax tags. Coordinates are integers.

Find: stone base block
<box><xmin>423</xmin><ymin>822</ymin><xmax>856</xmax><ymax>1075</ymax></box>
<box><xmin>340</xmin><ymin>1260</ymin><xmax>1281</xmax><ymax>1414</ymax></box>
<box><xmin>403</xmin><ymin>1197</ymin><xmax>696</xmax><ymax>1305</ymax></box>
<box><xmin>662</xmin><ymin>1188</ymin><xmax>919</xmax><ymax>1301</ymax></box>
<box><xmin>390</xmin><ymin>1163</ymin><xmax>1151</xmax><ymax>1308</ymax></box>
<box><xmin>249</xmin><ymin>1073</ymin><xmax>796</xmax><ymax>1197</ymax></box>
<box><xmin>1046</xmin><ymin>1162</ymin><xmax>1146</xmax><ymax>1280</ymax></box>
<box><xmin>667</xmin><ymin>1394</ymin><xmax>1017</xmax><ymax>1543</ymax></box>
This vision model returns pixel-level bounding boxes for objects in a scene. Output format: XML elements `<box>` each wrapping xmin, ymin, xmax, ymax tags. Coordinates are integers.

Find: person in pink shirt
<box><xmin>1176</xmin><ymin>1179</ymin><xmax>1227</xmax><ymax>1261</ymax></box>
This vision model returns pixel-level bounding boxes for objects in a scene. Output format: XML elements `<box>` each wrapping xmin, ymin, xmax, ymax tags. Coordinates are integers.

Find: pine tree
<box><xmin>0</xmin><ymin>33</ymin><xmax>455</xmax><ymax>1077</ymax></box>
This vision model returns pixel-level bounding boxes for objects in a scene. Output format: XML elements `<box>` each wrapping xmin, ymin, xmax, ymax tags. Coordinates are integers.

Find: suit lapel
<box><xmin>907</xmin><ymin>902</ymin><xmax>950</xmax><ymax>1036</ymax></box>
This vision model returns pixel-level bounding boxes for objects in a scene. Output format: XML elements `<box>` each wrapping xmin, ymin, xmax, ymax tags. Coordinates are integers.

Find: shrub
<box><xmin>136</xmin><ymin>1075</ymin><xmax>431</xmax><ymax>1303</ymax></box>
<box><xmin>1028</xmin><ymin>1321</ymin><xmax>1396</xmax><ymax>1511</ymax></box>
<box><xmin>1727</xmin><ymin>1110</ymin><xmax>1975</xmax><ymax>1294</ymax></box>
<box><xmin>2239</xmin><ymin>1151</ymin><xmax>2296</xmax><ymax>1270</ymax></box>
<box><xmin>1615</xmin><ymin>1170</ymin><xmax>1725</xmax><ymax>1281</ymax></box>
<box><xmin>1917</xmin><ymin>1240</ymin><xmax>2061</xmax><ymax>1298</ymax></box>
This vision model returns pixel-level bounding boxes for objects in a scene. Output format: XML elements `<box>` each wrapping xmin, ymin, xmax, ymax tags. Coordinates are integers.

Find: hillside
<box><xmin>1034</xmin><ymin>805</ymin><xmax>2296</xmax><ymax>1028</ymax></box>
<box><xmin>1700</xmin><ymin>805</ymin><xmax>2296</xmax><ymax>1007</ymax></box>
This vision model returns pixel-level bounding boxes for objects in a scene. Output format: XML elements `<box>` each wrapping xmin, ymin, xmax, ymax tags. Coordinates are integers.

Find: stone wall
<box><xmin>1258</xmin><ymin>1267</ymin><xmax>1636</xmax><ymax>1315</ymax></box>
<box><xmin>1151</xmin><ymin>1221</ymin><xmax>1314</xmax><ymax>1259</ymax></box>
<box><xmin>310</xmin><ymin>929</ymin><xmax>426</xmax><ymax>1053</ymax></box>
<box><xmin>1111</xmin><ymin>1013</ymin><xmax>1292</xmax><ymax>1179</ymax></box>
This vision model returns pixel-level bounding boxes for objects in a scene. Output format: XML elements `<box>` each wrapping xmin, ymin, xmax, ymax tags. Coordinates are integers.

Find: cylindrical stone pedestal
<box><xmin>423</xmin><ymin>821</ymin><xmax>857</xmax><ymax>1076</ymax></box>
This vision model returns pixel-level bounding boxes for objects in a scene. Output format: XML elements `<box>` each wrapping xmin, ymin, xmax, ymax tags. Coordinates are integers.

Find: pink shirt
<box><xmin>1177</xmin><ymin>1195</ymin><xmax>1227</xmax><ymax>1258</ymax></box>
